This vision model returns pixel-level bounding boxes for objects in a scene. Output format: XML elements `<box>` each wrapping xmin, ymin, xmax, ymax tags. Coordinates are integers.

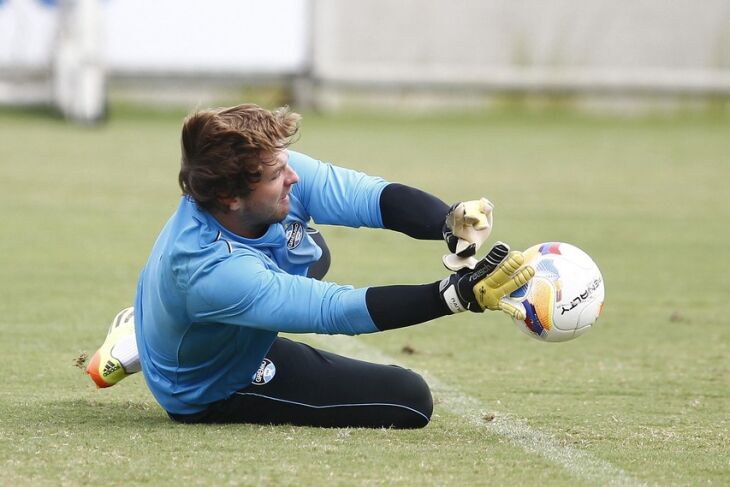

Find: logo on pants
<box><xmin>251</xmin><ymin>358</ymin><xmax>276</xmax><ymax>385</ymax></box>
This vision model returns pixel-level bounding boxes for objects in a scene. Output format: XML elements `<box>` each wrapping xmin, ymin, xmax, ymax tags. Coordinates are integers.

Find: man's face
<box><xmin>237</xmin><ymin>150</ymin><xmax>299</xmax><ymax>234</ymax></box>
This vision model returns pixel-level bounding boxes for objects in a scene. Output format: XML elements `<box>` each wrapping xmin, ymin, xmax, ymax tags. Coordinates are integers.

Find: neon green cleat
<box><xmin>86</xmin><ymin>307</ymin><xmax>140</xmax><ymax>388</ymax></box>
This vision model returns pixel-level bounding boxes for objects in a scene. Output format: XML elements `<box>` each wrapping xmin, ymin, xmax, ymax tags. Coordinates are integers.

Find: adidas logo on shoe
<box><xmin>102</xmin><ymin>360</ymin><xmax>121</xmax><ymax>377</ymax></box>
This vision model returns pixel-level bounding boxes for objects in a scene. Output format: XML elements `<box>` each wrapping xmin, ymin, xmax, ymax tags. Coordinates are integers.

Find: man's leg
<box><xmin>169</xmin><ymin>337</ymin><xmax>433</xmax><ymax>429</ymax></box>
<box><xmin>86</xmin><ymin>307</ymin><xmax>139</xmax><ymax>387</ymax></box>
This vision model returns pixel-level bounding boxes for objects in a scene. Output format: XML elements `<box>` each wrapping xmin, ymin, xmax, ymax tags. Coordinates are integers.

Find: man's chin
<box><xmin>268</xmin><ymin>210</ymin><xmax>289</xmax><ymax>225</ymax></box>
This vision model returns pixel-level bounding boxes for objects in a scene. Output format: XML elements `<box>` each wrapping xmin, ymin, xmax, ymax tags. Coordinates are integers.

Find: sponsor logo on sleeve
<box><xmin>285</xmin><ymin>221</ymin><xmax>304</xmax><ymax>249</ymax></box>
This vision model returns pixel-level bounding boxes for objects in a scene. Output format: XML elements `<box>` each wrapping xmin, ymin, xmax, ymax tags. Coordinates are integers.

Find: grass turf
<box><xmin>0</xmin><ymin>105</ymin><xmax>728</xmax><ymax>486</ymax></box>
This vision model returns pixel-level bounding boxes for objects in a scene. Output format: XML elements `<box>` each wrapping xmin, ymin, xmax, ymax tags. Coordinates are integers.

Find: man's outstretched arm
<box><xmin>365</xmin><ymin>242</ymin><xmax>534</xmax><ymax>331</ymax></box>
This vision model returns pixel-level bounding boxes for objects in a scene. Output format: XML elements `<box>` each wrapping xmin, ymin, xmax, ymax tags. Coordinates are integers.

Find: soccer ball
<box><xmin>506</xmin><ymin>242</ymin><xmax>605</xmax><ymax>342</ymax></box>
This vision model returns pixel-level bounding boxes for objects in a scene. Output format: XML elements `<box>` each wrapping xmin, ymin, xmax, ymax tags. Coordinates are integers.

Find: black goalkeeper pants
<box><xmin>168</xmin><ymin>337</ymin><xmax>433</xmax><ymax>428</ymax></box>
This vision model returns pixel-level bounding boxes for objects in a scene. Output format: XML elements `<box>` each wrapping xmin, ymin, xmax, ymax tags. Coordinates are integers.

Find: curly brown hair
<box><xmin>178</xmin><ymin>104</ymin><xmax>301</xmax><ymax>212</ymax></box>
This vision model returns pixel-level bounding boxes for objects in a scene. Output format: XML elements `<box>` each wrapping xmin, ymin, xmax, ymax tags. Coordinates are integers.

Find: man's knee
<box><xmin>394</xmin><ymin>367</ymin><xmax>433</xmax><ymax>428</ymax></box>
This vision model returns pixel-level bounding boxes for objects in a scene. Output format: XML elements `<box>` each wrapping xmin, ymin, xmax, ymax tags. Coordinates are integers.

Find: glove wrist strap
<box><xmin>439</xmin><ymin>277</ymin><xmax>467</xmax><ymax>313</ymax></box>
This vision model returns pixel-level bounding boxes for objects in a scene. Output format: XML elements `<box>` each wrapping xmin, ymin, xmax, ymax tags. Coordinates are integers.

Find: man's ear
<box><xmin>219</xmin><ymin>196</ymin><xmax>243</xmax><ymax>212</ymax></box>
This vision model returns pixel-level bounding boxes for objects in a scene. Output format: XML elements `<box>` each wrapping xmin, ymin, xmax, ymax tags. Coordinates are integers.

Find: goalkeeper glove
<box><xmin>442</xmin><ymin>198</ymin><xmax>494</xmax><ymax>271</ymax></box>
<box><xmin>439</xmin><ymin>242</ymin><xmax>535</xmax><ymax>320</ymax></box>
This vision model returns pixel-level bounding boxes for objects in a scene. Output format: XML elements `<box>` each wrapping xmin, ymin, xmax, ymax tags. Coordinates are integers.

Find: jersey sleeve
<box><xmin>187</xmin><ymin>253</ymin><xmax>378</xmax><ymax>335</ymax></box>
<box><xmin>288</xmin><ymin>150</ymin><xmax>389</xmax><ymax>228</ymax></box>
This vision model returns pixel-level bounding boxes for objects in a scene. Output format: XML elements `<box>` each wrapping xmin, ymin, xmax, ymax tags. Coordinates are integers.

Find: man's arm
<box><xmin>190</xmin><ymin>244</ymin><xmax>532</xmax><ymax>336</ymax></box>
<box><xmin>289</xmin><ymin>151</ymin><xmax>388</xmax><ymax>229</ymax></box>
<box><xmin>189</xmin><ymin>254</ymin><xmax>378</xmax><ymax>336</ymax></box>
<box><xmin>379</xmin><ymin>183</ymin><xmax>450</xmax><ymax>240</ymax></box>
<box><xmin>379</xmin><ymin>184</ymin><xmax>496</xmax><ymax>271</ymax></box>
<box><xmin>366</xmin><ymin>282</ymin><xmax>451</xmax><ymax>330</ymax></box>
<box><xmin>366</xmin><ymin>243</ymin><xmax>534</xmax><ymax>330</ymax></box>
<box><xmin>290</xmin><ymin>152</ymin><xmax>491</xmax><ymax>258</ymax></box>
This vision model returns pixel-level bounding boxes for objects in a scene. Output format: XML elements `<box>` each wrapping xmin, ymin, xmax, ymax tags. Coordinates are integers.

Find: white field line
<box><xmin>312</xmin><ymin>334</ymin><xmax>647</xmax><ymax>487</ymax></box>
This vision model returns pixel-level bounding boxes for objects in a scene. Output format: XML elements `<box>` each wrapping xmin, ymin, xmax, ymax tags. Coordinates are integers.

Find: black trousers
<box><xmin>169</xmin><ymin>337</ymin><xmax>433</xmax><ymax>428</ymax></box>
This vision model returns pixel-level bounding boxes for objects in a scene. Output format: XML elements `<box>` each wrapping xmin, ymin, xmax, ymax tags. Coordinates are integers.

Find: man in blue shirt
<box><xmin>86</xmin><ymin>104</ymin><xmax>534</xmax><ymax>428</ymax></box>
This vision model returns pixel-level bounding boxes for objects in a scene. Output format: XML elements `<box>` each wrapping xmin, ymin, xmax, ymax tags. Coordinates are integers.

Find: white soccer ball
<box><xmin>506</xmin><ymin>242</ymin><xmax>605</xmax><ymax>342</ymax></box>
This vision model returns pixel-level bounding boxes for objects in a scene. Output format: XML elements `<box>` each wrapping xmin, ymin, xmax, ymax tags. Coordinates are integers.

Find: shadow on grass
<box><xmin>13</xmin><ymin>398</ymin><xmax>173</xmax><ymax>429</ymax></box>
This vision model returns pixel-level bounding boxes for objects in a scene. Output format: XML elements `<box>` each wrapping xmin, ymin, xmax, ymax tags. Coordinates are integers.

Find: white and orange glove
<box><xmin>442</xmin><ymin>198</ymin><xmax>494</xmax><ymax>271</ymax></box>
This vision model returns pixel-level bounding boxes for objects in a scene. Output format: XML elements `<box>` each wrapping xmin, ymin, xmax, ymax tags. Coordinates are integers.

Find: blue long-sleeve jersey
<box><xmin>135</xmin><ymin>151</ymin><xmax>389</xmax><ymax>414</ymax></box>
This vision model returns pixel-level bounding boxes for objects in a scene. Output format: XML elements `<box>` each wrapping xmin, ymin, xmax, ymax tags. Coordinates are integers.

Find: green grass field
<box><xmin>1</xmin><ymin>105</ymin><xmax>728</xmax><ymax>486</ymax></box>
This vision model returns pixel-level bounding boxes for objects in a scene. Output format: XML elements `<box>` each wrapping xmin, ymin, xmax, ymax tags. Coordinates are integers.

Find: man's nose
<box><xmin>286</xmin><ymin>166</ymin><xmax>299</xmax><ymax>185</ymax></box>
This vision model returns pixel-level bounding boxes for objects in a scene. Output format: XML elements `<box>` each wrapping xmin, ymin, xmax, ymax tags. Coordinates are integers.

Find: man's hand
<box><xmin>442</xmin><ymin>198</ymin><xmax>494</xmax><ymax>271</ymax></box>
<box><xmin>439</xmin><ymin>242</ymin><xmax>535</xmax><ymax>320</ymax></box>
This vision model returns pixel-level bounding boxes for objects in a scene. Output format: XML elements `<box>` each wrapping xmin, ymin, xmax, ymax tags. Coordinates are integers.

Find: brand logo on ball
<box><xmin>285</xmin><ymin>222</ymin><xmax>304</xmax><ymax>249</ymax></box>
<box><xmin>251</xmin><ymin>358</ymin><xmax>276</xmax><ymax>385</ymax></box>
<box><xmin>559</xmin><ymin>277</ymin><xmax>603</xmax><ymax>315</ymax></box>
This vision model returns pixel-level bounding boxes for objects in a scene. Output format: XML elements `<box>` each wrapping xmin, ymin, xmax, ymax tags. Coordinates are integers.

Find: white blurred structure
<box><xmin>0</xmin><ymin>0</ymin><xmax>104</xmax><ymax>122</ymax></box>
<box><xmin>307</xmin><ymin>0</ymin><xmax>730</xmax><ymax>110</ymax></box>
<box><xmin>0</xmin><ymin>0</ymin><xmax>308</xmax><ymax>120</ymax></box>
<box><xmin>1</xmin><ymin>0</ymin><xmax>729</xmax><ymax>118</ymax></box>
<box><xmin>103</xmin><ymin>0</ymin><xmax>308</xmax><ymax>76</ymax></box>
<box><xmin>54</xmin><ymin>0</ymin><xmax>104</xmax><ymax>122</ymax></box>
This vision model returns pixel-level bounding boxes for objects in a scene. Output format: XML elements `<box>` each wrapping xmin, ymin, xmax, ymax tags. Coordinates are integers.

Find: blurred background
<box><xmin>1</xmin><ymin>0</ymin><xmax>730</xmax><ymax>121</ymax></box>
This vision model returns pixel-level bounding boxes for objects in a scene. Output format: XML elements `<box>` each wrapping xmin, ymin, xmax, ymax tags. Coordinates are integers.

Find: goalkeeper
<box><xmin>86</xmin><ymin>103</ymin><xmax>534</xmax><ymax>429</ymax></box>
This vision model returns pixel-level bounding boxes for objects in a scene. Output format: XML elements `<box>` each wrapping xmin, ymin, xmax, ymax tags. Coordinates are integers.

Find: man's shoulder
<box><xmin>288</xmin><ymin>150</ymin><xmax>314</xmax><ymax>164</ymax></box>
<box><xmin>288</xmin><ymin>150</ymin><xmax>323</xmax><ymax>175</ymax></box>
<box><xmin>156</xmin><ymin>199</ymin><xmax>260</xmax><ymax>268</ymax></box>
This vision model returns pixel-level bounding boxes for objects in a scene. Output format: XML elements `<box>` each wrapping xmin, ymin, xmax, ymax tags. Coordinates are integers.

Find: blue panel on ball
<box><xmin>524</xmin><ymin>302</ymin><xmax>544</xmax><ymax>335</ymax></box>
<box><xmin>510</xmin><ymin>283</ymin><xmax>528</xmax><ymax>298</ymax></box>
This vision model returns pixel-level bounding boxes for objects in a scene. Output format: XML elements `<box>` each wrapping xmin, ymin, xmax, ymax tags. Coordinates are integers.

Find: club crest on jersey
<box><xmin>251</xmin><ymin>358</ymin><xmax>276</xmax><ymax>385</ymax></box>
<box><xmin>285</xmin><ymin>221</ymin><xmax>305</xmax><ymax>249</ymax></box>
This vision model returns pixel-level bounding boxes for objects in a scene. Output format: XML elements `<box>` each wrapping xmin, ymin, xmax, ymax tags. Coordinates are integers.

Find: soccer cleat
<box><xmin>86</xmin><ymin>307</ymin><xmax>141</xmax><ymax>388</ymax></box>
